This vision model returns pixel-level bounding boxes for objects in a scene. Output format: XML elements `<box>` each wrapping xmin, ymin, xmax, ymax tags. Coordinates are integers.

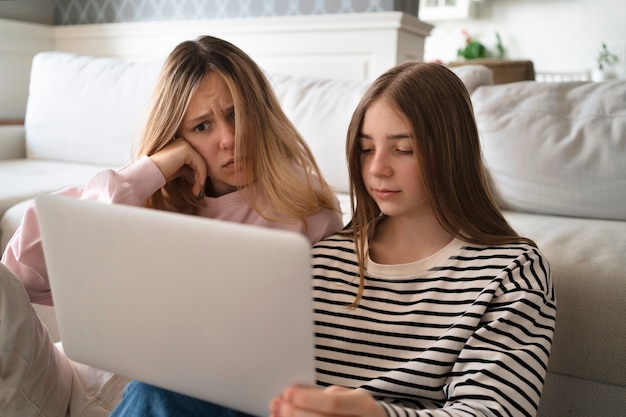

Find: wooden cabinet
<box><xmin>448</xmin><ymin>59</ymin><xmax>535</xmax><ymax>84</ymax></box>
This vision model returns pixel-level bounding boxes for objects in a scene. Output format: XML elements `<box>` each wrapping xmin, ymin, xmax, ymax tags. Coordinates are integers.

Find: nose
<box><xmin>368</xmin><ymin>150</ymin><xmax>392</xmax><ymax>178</ymax></box>
<box><xmin>218</xmin><ymin>122</ymin><xmax>235</xmax><ymax>150</ymax></box>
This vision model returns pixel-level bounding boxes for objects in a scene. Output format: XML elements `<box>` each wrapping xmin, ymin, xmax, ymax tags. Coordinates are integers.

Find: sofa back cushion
<box><xmin>25</xmin><ymin>52</ymin><xmax>162</xmax><ymax>166</ymax></box>
<box><xmin>23</xmin><ymin>52</ymin><xmax>494</xmax><ymax>195</ymax></box>
<box><xmin>24</xmin><ymin>51</ymin><xmax>367</xmax><ymax>192</ymax></box>
<box><xmin>270</xmin><ymin>74</ymin><xmax>370</xmax><ymax>193</ymax></box>
<box><xmin>270</xmin><ymin>65</ymin><xmax>493</xmax><ymax>194</ymax></box>
<box><xmin>473</xmin><ymin>80</ymin><xmax>626</xmax><ymax>221</ymax></box>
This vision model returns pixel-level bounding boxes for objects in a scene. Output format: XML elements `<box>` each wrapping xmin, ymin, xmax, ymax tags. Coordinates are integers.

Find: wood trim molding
<box><xmin>0</xmin><ymin>119</ymin><xmax>25</xmax><ymax>125</ymax></box>
<box><xmin>52</xmin><ymin>12</ymin><xmax>433</xmax><ymax>80</ymax></box>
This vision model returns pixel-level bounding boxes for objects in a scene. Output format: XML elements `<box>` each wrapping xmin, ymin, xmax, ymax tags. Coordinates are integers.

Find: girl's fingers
<box><xmin>182</xmin><ymin>148</ymin><xmax>207</xmax><ymax>198</ymax></box>
<box><xmin>272</xmin><ymin>386</ymin><xmax>384</xmax><ymax>417</ymax></box>
<box><xmin>149</xmin><ymin>138</ymin><xmax>207</xmax><ymax>196</ymax></box>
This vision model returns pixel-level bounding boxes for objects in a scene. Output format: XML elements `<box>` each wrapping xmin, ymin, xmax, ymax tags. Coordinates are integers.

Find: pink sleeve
<box><xmin>1</xmin><ymin>156</ymin><xmax>165</xmax><ymax>306</ymax></box>
<box><xmin>303</xmin><ymin>197</ymin><xmax>344</xmax><ymax>244</ymax></box>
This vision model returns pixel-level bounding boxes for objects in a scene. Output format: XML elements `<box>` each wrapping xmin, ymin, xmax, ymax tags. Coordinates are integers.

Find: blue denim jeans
<box><xmin>110</xmin><ymin>380</ymin><xmax>257</xmax><ymax>417</ymax></box>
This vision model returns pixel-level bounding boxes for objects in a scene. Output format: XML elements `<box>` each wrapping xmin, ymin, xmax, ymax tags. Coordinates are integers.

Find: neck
<box><xmin>205</xmin><ymin>179</ymin><xmax>239</xmax><ymax>198</ymax></box>
<box><xmin>369</xmin><ymin>213</ymin><xmax>455</xmax><ymax>265</ymax></box>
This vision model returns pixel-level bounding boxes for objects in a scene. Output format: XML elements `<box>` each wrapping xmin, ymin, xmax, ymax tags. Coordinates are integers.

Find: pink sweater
<box><xmin>2</xmin><ymin>156</ymin><xmax>344</xmax><ymax>306</ymax></box>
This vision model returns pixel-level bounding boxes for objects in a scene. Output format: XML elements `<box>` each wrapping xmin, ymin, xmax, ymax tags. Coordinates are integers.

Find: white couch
<box><xmin>1</xmin><ymin>52</ymin><xmax>625</xmax><ymax>417</ymax></box>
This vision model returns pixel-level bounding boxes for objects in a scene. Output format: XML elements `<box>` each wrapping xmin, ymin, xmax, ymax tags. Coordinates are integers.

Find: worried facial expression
<box><xmin>359</xmin><ymin>99</ymin><xmax>431</xmax><ymax>219</ymax></box>
<box><xmin>178</xmin><ymin>72</ymin><xmax>248</xmax><ymax>197</ymax></box>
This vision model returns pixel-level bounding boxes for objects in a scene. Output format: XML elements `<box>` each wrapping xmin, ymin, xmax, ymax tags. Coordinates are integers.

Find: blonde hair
<box><xmin>344</xmin><ymin>62</ymin><xmax>536</xmax><ymax>306</ymax></box>
<box><xmin>135</xmin><ymin>36</ymin><xmax>338</xmax><ymax>223</ymax></box>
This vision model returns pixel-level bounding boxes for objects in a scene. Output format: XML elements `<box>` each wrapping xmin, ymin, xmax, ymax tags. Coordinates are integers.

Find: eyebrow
<box><xmin>358</xmin><ymin>133</ymin><xmax>412</xmax><ymax>140</ymax></box>
<box><xmin>185</xmin><ymin>105</ymin><xmax>234</xmax><ymax>127</ymax></box>
<box><xmin>186</xmin><ymin>112</ymin><xmax>213</xmax><ymax>126</ymax></box>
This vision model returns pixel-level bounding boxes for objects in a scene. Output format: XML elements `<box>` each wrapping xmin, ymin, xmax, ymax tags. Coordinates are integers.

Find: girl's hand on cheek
<box><xmin>270</xmin><ymin>385</ymin><xmax>386</xmax><ymax>417</ymax></box>
<box><xmin>149</xmin><ymin>138</ymin><xmax>207</xmax><ymax>198</ymax></box>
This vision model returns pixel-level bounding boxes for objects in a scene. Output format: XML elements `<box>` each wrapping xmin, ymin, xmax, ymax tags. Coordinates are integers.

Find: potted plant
<box><xmin>591</xmin><ymin>43</ymin><xmax>620</xmax><ymax>81</ymax></box>
<box><xmin>456</xmin><ymin>31</ymin><xmax>505</xmax><ymax>61</ymax></box>
<box><xmin>457</xmin><ymin>30</ymin><xmax>488</xmax><ymax>60</ymax></box>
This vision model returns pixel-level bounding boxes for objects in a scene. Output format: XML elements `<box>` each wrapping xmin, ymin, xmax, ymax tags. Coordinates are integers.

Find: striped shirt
<box><xmin>312</xmin><ymin>234</ymin><xmax>555</xmax><ymax>417</ymax></box>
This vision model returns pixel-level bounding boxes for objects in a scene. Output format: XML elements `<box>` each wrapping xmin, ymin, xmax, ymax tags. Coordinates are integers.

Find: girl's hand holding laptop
<box><xmin>271</xmin><ymin>386</ymin><xmax>385</xmax><ymax>417</ymax></box>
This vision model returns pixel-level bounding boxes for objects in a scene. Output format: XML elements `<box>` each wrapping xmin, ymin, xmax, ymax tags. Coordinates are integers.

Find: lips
<box><xmin>372</xmin><ymin>188</ymin><xmax>399</xmax><ymax>199</ymax></box>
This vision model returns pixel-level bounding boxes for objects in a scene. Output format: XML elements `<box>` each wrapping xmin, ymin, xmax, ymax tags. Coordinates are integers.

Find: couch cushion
<box><xmin>23</xmin><ymin>52</ymin><xmax>494</xmax><ymax>195</ymax></box>
<box><xmin>504</xmin><ymin>211</ymin><xmax>626</xmax><ymax>389</ymax></box>
<box><xmin>447</xmin><ymin>64</ymin><xmax>494</xmax><ymax>94</ymax></box>
<box><xmin>474</xmin><ymin>80</ymin><xmax>626</xmax><ymax>221</ymax></box>
<box><xmin>538</xmin><ymin>372</ymin><xmax>626</xmax><ymax>417</ymax></box>
<box><xmin>270</xmin><ymin>74</ymin><xmax>370</xmax><ymax>194</ymax></box>
<box><xmin>25</xmin><ymin>52</ymin><xmax>163</xmax><ymax>166</ymax></box>
<box><xmin>0</xmin><ymin>159</ymin><xmax>114</xmax><ymax>226</ymax></box>
<box><xmin>270</xmin><ymin>65</ymin><xmax>493</xmax><ymax>194</ymax></box>
<box><xmin>0</xmin><ymin>160</ymin><xmax>115</xmax><ymax>254</ymax></box>
<box><xmin>0</xmin><ymin>159</ymin><xmax>114</xmax><ymax>212</ymax></box>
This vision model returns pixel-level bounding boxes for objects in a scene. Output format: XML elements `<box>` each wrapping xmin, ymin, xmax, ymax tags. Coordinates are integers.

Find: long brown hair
<box><xmin>135</xmin><ymin>35</ymin><xmax>338</xmax><ymax>222</ymax></box>
<box><xmin>344</xmin><ymin>62</ymin><xmax>535</xmax><ymax>305</ymax></box>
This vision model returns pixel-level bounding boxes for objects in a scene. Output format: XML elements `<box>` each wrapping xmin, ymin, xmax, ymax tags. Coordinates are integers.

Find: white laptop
<box><xmin>35</xmin><ymin>193</ymin><xmax>316</xmax><ymax>416</ymax></box>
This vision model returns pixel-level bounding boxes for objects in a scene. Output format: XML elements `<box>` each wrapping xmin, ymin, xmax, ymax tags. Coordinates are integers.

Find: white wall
<box><xmin>422</xmin><ymin>0</ymin><xmax>626</xmax><ymax>78</ymax></box>
<box><xmin>51</xmin><ymin>13</ymin><xmax>432</xmax><ymax>80</ymax></box>
<box><xmin>0</xmin><ymin>12</ymin><xmax>432</xmax><ymax>119</ymax></box>
<box><xmin>0</xmin><ymin>19</ymin><xmax>53</xmax><ymax>119</ymax></box>
<box><xmin>2</xmin><ymin>0</ymin><xmax>623</xmax><ymax>119</ymax></box>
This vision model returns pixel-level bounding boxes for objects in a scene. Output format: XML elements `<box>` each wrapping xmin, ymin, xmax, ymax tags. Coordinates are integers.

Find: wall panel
<box><xmin>0</xmin><ymin>18</ymin><xmax>53</xmax><ymax>118</ymax></box>
<box><xmin>52</xmin><ymin>12</ymin><xmax>432</xmax><ymax>80</ymax></box>
<box><xmin>1</xmin><ymin>11</ymin><xmax>431</xmax><ymax>118</ymax></box>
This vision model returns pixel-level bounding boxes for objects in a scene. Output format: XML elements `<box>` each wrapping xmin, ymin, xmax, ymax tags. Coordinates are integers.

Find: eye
<box><xmin>358</xmin><ymin>137</ymin><xmax>373</xmax><ymax>154</ymax></box>
<box><xmin>227</xmin><ymin>110</ymin><xmax>235</xmax><ymax>122</ymax></box>
<box><xmin>194</xmin><ymin>122</ymin><xmax>210</xmax><ymax>132</ymax></box>
<box><xmin>397</xmin><ymin>148</ymin><xmax>414</xmax><ymax>155</ymax></box>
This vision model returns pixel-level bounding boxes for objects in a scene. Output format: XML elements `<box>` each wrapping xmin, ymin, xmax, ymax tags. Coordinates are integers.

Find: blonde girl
<box><xmin>1</xmin><ymin>36</ymin><xmax>342</xmax><ymax>417</ymax></box>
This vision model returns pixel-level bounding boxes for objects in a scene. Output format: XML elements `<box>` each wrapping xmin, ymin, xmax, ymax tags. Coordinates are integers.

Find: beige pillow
<box><xmin>473</xmin><ymin>80</ymin><xmax>626</xmax><ymax>221</ymax></box>
<box><xmin>448</xmin><ymin>64</ymin><xmax>494</xmax><ymax>94</ymax></box>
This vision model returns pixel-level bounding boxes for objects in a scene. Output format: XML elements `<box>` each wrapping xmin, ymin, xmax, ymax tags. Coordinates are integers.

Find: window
<box><xmin>419</xmin><ymin>0</ymin><xmax>476</xmax><ymax>20</ymax></box>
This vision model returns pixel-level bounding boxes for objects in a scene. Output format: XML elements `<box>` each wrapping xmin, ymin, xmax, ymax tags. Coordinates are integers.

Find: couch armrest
<box><xmin>0</xmin><ymin>119</ymin><xmax>26</xmax><ymax>160</ymax></box>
